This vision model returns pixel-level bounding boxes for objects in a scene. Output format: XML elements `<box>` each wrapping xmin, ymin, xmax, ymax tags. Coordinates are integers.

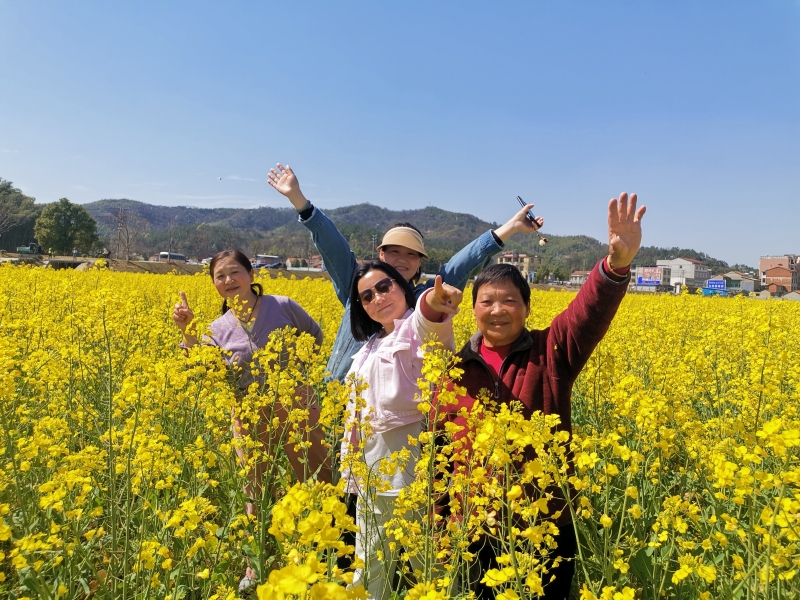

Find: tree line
<box><xmin>1</xmin><ymin>178</ymin><xmax>754</xmax><ymax>273</ymax></box>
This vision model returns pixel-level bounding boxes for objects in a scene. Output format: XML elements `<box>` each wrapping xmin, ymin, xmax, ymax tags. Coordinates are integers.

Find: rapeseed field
<box><xmin>1</xmin><ymin>263</ymin><xmax>798</xmax><ymax>599</ymax></box>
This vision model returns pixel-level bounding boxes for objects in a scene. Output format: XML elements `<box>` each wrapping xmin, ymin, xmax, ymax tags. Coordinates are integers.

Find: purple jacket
<box><xmin>205</xmin><ymin>294</ymin><xmax>323</xmax><ymax>391</ymax></box>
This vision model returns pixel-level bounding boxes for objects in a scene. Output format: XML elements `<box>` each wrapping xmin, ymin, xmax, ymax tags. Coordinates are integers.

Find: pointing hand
<box><xmin>427</xmin><ymin>275</ymin><xmax>463</xmax><ymax>316</ymax></box>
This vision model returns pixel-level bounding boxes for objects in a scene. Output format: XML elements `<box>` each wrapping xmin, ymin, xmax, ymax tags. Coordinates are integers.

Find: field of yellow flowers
<box><xmin>1</xmin><ymin>263</ymin><xmax>799</xmax><ymax>599</ymax></box>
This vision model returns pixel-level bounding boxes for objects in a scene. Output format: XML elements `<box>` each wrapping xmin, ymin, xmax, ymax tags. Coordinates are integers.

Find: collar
<box><xmin>459</xmin><ymin>328</ymin><xmax>533</xmax><ymax>363</ymax></box>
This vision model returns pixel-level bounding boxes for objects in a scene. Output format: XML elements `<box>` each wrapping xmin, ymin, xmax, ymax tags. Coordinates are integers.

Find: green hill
<box><xmin>82</xmin><ymin>199</ymin><xmax>755</xmax><ymax>275</ymax></box>
<box><xmin>3</xmin><ymin>189</ymin><xmax>754</xmax><ymax>275</ymax></box>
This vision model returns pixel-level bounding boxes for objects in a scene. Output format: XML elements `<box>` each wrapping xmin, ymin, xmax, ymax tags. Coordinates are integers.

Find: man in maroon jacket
<box><xmin>441</xmin><ymin>192</ymin><xmax>646</xmax><ymax>599</ymax></box>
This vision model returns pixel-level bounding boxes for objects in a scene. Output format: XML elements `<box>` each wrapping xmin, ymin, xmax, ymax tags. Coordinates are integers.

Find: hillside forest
<box><xmin>0</xmin><ymin>179</ymin><xmax>755</xmax><ymax>277</ymax></box>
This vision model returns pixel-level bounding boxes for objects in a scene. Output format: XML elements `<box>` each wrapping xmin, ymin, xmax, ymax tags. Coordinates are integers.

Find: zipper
<box><xmin>473</xmin><ymin>350</ymin><xmax>514</xmax><ymax>400</ymax></box>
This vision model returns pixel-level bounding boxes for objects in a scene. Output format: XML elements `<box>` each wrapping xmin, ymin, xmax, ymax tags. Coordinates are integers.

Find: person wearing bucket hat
<box><xmin>267</xmin><ymin>162</ymin><xmax>544</xmax><ymax>383</ymax></box>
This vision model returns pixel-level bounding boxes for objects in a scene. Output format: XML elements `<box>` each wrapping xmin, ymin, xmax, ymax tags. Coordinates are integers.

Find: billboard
<box><xmin>706</xmin><ymin>279</ymin><xmax>726</xmax><ymax>290</ymax></box>
<box><xmin>637</xmin><ymin>266</ymin><xmax>662</xmax><ymax>286</ymax></box>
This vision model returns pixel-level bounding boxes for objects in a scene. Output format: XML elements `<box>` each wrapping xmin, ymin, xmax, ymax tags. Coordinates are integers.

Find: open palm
<box><xmin>608</xmin><ymin>192</ymin><xmax>646</xmax><ymax>268</ymax></box>
<box><xmin>267</xmin><ymin>163</ymin><xmax>299</xmax><ymax>196</ymax></box>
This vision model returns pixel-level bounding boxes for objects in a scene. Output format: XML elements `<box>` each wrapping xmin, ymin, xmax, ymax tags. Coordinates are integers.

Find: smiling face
<box><xmin>211</xmin><ymin>256</ymin><xmax>256</xmax><ymax>301</ymax></box>
<box><xmin>357</xmin><ymin>268</ymin><xmax>410</xmax><ymax>331</ymax></box>
<box><xmin>473</xmin><ymin>280</ymin><xmax>530</xmax><ymax>348</ymax></box>
<box><xmin>379</xmin><ymin>245</ymin><xmax>424</xmax><ymax>282</ymax></box>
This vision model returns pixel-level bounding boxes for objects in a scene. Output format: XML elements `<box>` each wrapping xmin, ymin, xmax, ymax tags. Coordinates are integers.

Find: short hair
<box><xmin>209</xmin><ymin>249</ymin><xmax>263</xmax><ymax>315</ymax></box>
<box><xmin>349</xmin><ymin>260</ymin><xmax>417</xmax><ymax>342</ymax></box>
<box><xmin>472</xmin><ymin>264</ymin><xmax>531</xmax><ymax>307</ymax></box>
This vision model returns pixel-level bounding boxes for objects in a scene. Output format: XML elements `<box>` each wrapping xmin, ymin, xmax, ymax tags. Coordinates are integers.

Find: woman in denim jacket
<box><xmin>267</xmin><ymin>163</ymin><xmax>544</xmax><ymax>383</ymax></box>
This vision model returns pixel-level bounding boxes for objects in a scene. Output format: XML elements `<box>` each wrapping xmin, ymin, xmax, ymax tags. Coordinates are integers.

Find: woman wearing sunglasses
<box><xmin>342</xmin><ymin>260</ymin><xmax>463</xmax><ymax>600</ymax></box>
<box><xmin>267</xmin><ymin>162</ymin><xmax>543</xmax><ymax>384</ymax></box>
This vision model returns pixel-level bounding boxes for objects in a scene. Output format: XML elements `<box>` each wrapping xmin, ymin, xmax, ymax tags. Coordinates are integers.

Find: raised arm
<box><xmin>413</xmin><ymin>277</ymin><xmax>462</xmax><ymax>352</ymax></box>
<box><xmin>268</xmin><ymin>164</ymin><xmax>357</xmax><ymax>305</ymax></box>
<box><xmin>548</xmin><ymin>193</ymin><xmax>645</xmax><ymax>381</ymax></box>
<box><xmin>431</xmin><ymin>203</ymin><xmax>546</xmax><ymax>292</ymax></box>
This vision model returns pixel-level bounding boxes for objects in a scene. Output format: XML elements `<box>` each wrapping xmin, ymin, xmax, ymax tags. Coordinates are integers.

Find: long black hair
<box><xmin>349</xmin><ymin>260</ymin><xmax>417</xmax><ymax>342</ymax></box>
<box><xmin>209</xmin><ymin>249</ymin><xmax>264</xmax><ymax>315</ymax></box>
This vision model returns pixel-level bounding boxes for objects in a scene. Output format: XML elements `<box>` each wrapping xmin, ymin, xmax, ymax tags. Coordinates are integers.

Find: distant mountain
<box><xmin>79</xmin><ymin>199</ymin><xmax>754</xmax><ymax>275</ymax></box>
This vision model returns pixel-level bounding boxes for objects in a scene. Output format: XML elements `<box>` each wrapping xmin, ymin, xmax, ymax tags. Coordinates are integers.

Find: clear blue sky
<box><xmin>1</xmin><ymin>1</ymin><xmax>798</xmax><ymax>266</ymax></box>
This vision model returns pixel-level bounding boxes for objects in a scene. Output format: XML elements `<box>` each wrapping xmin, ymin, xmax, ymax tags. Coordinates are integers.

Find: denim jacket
<box><xmin>299</xmin><ymin>206</ymin><xmax>504</xmax><ymax>382</ymax></box>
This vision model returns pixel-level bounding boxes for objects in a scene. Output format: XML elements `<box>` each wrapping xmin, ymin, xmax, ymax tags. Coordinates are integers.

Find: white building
<box><xmin>570</xmin><ymin>270</ymin><xmax>590</xmax><ymax>286</ymax></box>
<box><xmin>655</xmin><ymin>258</ymin><xmax>711</xmax><ymax>289</ymax></box>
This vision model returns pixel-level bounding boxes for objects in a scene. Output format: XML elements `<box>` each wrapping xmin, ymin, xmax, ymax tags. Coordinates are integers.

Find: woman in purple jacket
<box><xmin>171</xmin><ymin>249</ymin><xmax>327</xmax><ymax>590</ymax></box>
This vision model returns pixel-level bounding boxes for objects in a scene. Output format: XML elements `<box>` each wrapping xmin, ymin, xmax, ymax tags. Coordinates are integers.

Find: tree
<box><xmin>34</xmin><ymin>198</ymin><xmax>100</xmax><ymax>254</ymax></box>
<box><xmin>165</xmin><ymin>217</ymin><xmax>180</xmax><ymax>262</ymax></box>
<box><xmin>0</xmin><ymin>178</ymin><xmax>37</xmax><ymax>239</ymax></box>
<box><xmin>113</xmin><ymin>207</ymin><xmax>149</xmax><ymax>260</ymax></box>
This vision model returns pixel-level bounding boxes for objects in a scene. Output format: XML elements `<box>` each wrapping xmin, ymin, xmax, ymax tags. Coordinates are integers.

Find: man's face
<box><xmin>473</xmin><ymin>280</ymin><xmax>530</xmax><ymax>347</ymax></box>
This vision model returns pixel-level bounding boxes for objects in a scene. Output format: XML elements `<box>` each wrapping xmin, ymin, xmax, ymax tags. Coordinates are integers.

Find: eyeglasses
<box><xmin>358</xmin><ymin>277</ymin><xmax>396</xmax><ymax>304</ymax></box>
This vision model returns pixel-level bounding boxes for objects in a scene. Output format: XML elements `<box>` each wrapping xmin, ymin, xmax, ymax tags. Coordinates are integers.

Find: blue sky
<box><xmin>1</xmin><ymin>1</ymin><xmax>798</xmax><ymax>266</ymax></box>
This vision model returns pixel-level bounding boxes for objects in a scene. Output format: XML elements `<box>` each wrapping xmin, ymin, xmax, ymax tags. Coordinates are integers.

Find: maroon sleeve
<box><xmin>546</xmin><ymin>258</ymin><xmax>629</xmax><ymax>382</ymax></box>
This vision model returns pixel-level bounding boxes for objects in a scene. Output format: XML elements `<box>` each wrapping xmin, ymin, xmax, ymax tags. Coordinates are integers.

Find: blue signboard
<box><xmin>637</xmin><ymin>277</ymin><xmax>660</xmax><ymax>286</ymax></box>
<box><xmin>706</xmin><ymin>279</ymin><xmax>726</xmax><ymax>290</ymax></box>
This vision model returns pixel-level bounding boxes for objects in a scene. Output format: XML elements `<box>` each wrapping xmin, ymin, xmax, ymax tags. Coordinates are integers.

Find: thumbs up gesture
<box><xmin>426</xmin><ymin>275</ymin><xmax>463</xmax><ymax>316</ymax></box>
<box><xmin>172</xmin><ymin>291</ymin><xmax>195</xmax><ymax>333</ymax></box>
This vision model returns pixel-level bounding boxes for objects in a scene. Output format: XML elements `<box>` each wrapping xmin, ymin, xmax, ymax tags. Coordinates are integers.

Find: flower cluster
<box><xmin>0</xmin><ymin>263</ymin><xmax>798</xmax><ymax>599</ymax></box>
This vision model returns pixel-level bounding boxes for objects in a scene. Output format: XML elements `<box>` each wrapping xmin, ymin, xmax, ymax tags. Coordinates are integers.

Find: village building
<box><xmin>655</xmin><ymin>258</ymin><xmax>710</xmax><ymax>290</ymax></box>
<box><xmin>495</xmin><ymin>251</ymin><xmax>543</xmax><ymax>281</ymax></box>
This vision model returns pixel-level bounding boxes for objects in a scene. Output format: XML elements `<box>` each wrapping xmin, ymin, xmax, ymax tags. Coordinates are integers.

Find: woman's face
<box><xmin>379</xmin><ymin>245</ymin><xmax>423</xmax><ymax>282</ymax></box>
<box><xmin>212</xmin><ymin>256</ymin><xmax>255</xmax><ymax>300</ymax></box>
<box><xmin>357</xmin><ymin>268</ymin><xmax>409</xmax><ymax>328</ymax></box>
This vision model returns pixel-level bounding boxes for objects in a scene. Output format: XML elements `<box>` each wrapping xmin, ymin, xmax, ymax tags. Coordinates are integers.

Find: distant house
<box><xmin>569</xmin><ymin>271</ymin><xmax>590</xmax><ymax>286</ymax></box>
<box><xmin>783</xmin><ymin>291</ymin><xmax>800</xmax><ymax>302</ymax></box>
<box><xmin>630</xmin><ymin>265</ymin><xmax>673</xmax><ymax>293</ymax></box>
<box><xmin>767</xmin><ymin>283</ymin><xmax>789</xmax><ymax>297</ymax></box>
<box><xmin>739</xmin><ymin>274</ymin><xmax>761</xmax><ymax>293</ymax></box>
<box><xmin>706</xmin><ymin>271</ymin><xmax>760</xmax><ymax>294</ymax></box>
<box><xmin>760</xmin><ymin>254</ymin><xmax>797</xmax><ymax>287</ymax></box>
<box><xmin>308</xmin><ymin>254</ymin><xmax>324</xmax><ymax>270</ymax></box>
<box><xmin>495</xmin><ymin>251</ymin><xmax>543</xmax><ymax>281</ymax></box>
<box><xmin>655</xmin><ymin>258</ymin><xmax>711</xmax><ymax>289</ymax></box>
<box><xmin>764</xmin><ymin>266</ymin><xmax>798</xmax><ymax>293</ymax></box>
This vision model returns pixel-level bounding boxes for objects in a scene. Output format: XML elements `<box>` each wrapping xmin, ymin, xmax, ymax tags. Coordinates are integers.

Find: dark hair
<box><xmin>349</xmin><ymin>260</ymin><xmax>417</xmax><ymax>342</ymax></box>
<box><xmin>389</xmin><ymin>222</ymin><xmax>424</xmax><ymax>238</ymax></box>
<box><xmin>472</xmin><ymin>264</ymin><xmax>531</xmax><ymax>307</ymax></box>
<box><xmin>209</xmin><ymin>249</ymin><xmax>263</xmax><ymax>315</ymax></box>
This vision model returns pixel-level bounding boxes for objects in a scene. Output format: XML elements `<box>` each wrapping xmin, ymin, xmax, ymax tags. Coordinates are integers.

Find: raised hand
<box><xmin>493</xmin><ymin>203</ymin><xmax>545</xmax><ymax>242</ymax></box>
<box><xmin>267</xmin><ymin>163</ymin><xmax>308</xmax><ymax>210</ymax></box>
<box><xmin>172</xmin><ymin>291</ymin><xmax>195</xmax><ymax>333</ymax></box>
<box><xmin>426</xmin><ymin>275</ymin><xmax>463</xmax><ymax>316</ymax></box>
<box><xmin>608</xmin><ymin>192</ymin><xmax>646</xmax><ymax>269</ymax></box>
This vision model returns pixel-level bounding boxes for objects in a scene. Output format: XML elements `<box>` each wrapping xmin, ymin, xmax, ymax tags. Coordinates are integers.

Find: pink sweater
<box><xmin>345</xmin><ymin>289</ymin><xmax>455</xmax><ymax>435</ymax></box>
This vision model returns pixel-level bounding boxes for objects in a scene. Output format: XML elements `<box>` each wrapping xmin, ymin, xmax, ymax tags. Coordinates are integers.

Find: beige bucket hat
<box><xmin>377</xmin><ymin>226</ymin><xmax>428</xmax><ymax>258</ymax></box>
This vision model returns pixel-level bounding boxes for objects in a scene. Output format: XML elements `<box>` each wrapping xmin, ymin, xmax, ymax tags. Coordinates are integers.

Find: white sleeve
<box><xmin>412</xmin><ymin>289</ymin><xmax>455</xmax><ymax>352</ymax></box>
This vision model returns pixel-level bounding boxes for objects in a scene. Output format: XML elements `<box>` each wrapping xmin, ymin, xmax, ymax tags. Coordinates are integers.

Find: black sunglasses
<box><xmin>358</xmin><ymin>277</ymin><xmax>395</xmax><ymax>304</ymax></box>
